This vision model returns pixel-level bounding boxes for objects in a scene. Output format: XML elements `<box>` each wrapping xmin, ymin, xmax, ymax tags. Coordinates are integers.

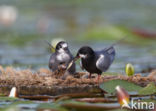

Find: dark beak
<box><xmin>73</xmin><ymin>55</ymin><xmax>80</xmax><ymax>61</ymax></box>
<box><xmin>64</xmin><ymin>47</ymin><xmax>68</xmax><ymax>50</ymax></box>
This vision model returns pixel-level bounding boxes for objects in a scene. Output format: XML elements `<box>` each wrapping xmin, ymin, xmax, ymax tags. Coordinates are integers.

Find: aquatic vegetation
<box><xmin>0</xmin><ymin>68</ymin><xmax>155</xmax><ymax>111</ymax></box>
<box><xmin>0</xmin><ymin>65</ymin><xmax>156</xmax><ymax>96</ymax></box>
<box><xmin>115</xmin><ymin>86</ymin><xmax>130</xmax><ymax>108</ymax></box>
<box><xmin>37</xmin><ymin>103</ymin><xmax>68</xmax><ymax>111</ymax></box>
<box><xmin>99</xmin><ymin>79</ymin><xmax>142</xmax><ymax>94</ymax></box>
<box><xmin>139</xmin><ymin>82</ymin><xmax>156</xmax><ymax>95</ymax></box>
<box><xmin>125</xmin><ymin>63</ymin><xmax>134</xmax><ymax>76</ymax></box>
<box><xmin>80</xmin><ymin>25</ymin><xmax>155</xmax><ymax>46</ymax></box>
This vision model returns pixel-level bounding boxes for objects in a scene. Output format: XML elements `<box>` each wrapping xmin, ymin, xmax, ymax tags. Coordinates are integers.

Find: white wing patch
<box><xmin>96</xmin><ymin>54</ymin><xmax>105</xmax><ymax>71</ymax></box>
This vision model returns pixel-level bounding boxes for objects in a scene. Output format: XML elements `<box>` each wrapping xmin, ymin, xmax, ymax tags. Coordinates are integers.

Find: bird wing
<box><xmin>102</xmin><ymin>46</ymin><xmax>115</xmax><ymax>63</ymax></box>
<box><xmin>96</xmin><ymin>54</ymin><xmax>107</xmax><ymax>72</ymax></box>
<box><xmin>96</xmin><ymin>47</ymin><xmax>115</xmax><ymax>72</ymax></box>
<box><xmin>49</xmin><ymin>53</ymin><xmax>58</xmax><ymax>71</ymax></box>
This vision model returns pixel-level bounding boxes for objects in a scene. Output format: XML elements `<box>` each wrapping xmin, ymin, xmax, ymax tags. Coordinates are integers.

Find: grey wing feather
<box><xmin>49</xmin><ymin>53</ymin><xmax>58</xmax><ymax>71</ymax></box>
<box><xmin>96</xmin><ymin>54</ymin><xmax>110</xmax><ymax>72</ymax></box>
<box><xmin>96</xmin><ymin>47</ymin><xmax>115</xmax><ymax>72</ymax></box>
<box><xmin>102</xmin><ymin>46</ymin><xmax>115</xmax><ymax>63</ymax></box>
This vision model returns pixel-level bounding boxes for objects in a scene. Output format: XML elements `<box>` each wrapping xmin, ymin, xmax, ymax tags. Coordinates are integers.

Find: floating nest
<box><xmin>0</xmin><ymin>66</ymin><xmax>155</xmax><ymax>96</ymax></box>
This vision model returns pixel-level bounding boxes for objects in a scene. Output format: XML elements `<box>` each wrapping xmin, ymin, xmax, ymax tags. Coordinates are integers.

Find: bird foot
<box><xmin>95</xmin><ymin>75</ymin><xmax>101</xmax><ymax>84</ymax></box>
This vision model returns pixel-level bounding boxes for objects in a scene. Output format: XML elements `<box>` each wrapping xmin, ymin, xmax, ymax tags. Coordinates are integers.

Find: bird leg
<box><xmin>89</xmin><ymin>73</ymin><xmax>91</xmax><ymax>79</ymax></box>
<box><xmin>96</xmin><ymin>75</ymin><xmax>101</xmax><ymax>84</ymax></box>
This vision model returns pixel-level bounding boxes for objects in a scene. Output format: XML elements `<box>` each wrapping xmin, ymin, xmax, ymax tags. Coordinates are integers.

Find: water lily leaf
<box><xmin>109</xmin><ymin>109</ymin><xmax>127</xmax><ymax>111</ymax></box>
<box><xmin>139</xmin><ymin>82</ymin><xmax>156</xmax><ymax>95</ymax></box>
<box><xmin>0</xmin><ymin>97</ymin><xmax>18</xmax><ymax>101</ymax></box>
<box><xmin>37</xmin><ymin>103</ymin><xmax>68</xmax><ymax>111</ymax></box>
<box><xmin>62</xmin><ymin>102</ymin><xmax>120</xmax><ymax>111</ymax></box>
<box><xmin>0</xmin><ymin>106</ymin><xmax>20</xmax><ymax>111</ymax></box>
<box><xmin>140</xmin><ymin>99</ymin><xmax>156</xmax><ymax>104</ymax></box>
<box><xmin>99</xmin><ymin>79</ymin><xmax>142</xmax><ymax>94</ymax></box>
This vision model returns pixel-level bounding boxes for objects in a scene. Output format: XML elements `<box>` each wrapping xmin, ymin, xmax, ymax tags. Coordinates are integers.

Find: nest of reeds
<box><xmin>0</xmin><ymin>66</ymin><xmax>155</xmax><ymax>87</ymax></box>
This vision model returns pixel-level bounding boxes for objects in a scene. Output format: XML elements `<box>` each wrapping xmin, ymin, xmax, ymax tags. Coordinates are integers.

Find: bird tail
<box><xmin>104</xmin><ymin>36</ymin><xmax>126</xmax><ymax>53</ymax></box>
<box><xmin>107</xmin><ymin>47</ymin><xmax>115</xmax><ymax>63</ymax></box>
<box><xmin>107</xmin><ymin>46</ymin><xmax>115</xmax><ymax>55</ymax></box>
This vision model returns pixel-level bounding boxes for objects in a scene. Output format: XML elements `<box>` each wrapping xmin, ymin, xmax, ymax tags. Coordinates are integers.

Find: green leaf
<box><xmin>61</xmin><ymin>101</ymin><xmax>120</xmax><ymax>111</ymax></box>
<box><xmin>139</xmin><ymin>82</ymin><xmax>156</xmax><ymax>95</ymax></box>
<box><xmin>109</xmin><ymin>109</ymin><xmax>127</xmax><ymax>111</ymax></box>
<box><xmin>99</xmin><ymin>79</ymin><xmax>142</xmax><ymax>94</ymax></box>
<box><xmin>0</xmin><ymin>97</ymin><xmax>18</xmax><ymax>101</ymax></box>
<box><xmin>37</xmin><ymin>103</ymin><xmax>68</xmax><ymax>111</ymax></box>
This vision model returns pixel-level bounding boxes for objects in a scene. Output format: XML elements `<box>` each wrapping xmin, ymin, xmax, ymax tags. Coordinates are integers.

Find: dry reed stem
<box><xmin>0</xmin><ymin>66</ymin><xmax>155</xmax><ymax>87</ymax></box>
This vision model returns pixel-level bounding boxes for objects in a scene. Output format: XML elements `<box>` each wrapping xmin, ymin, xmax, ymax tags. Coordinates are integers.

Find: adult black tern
<box><xmin>74</xmin><ymin>45</ymin><xmax>115</xmax><ymax>82</ymax></box>
<box><xmin>49</xmin><ymin>41</ymin><xmax>76</xmax><ymax>74</ymax></box>
<box><xmin>66</xmin><ymin>38</ymin><xmax>126</xmax><ymax>83</ymax></box>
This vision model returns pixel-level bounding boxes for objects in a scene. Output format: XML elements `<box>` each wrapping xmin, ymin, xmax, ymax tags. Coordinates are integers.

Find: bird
<box><xmin>66</xmin><ymin>37</ymin><xmax>125</xmax><ymax>83</ymax></box>
<box><xmin>73</xmin><ymin>45</ymin><xmax>115</xmax><ymax>83</ymax></box>
<box><xmin>49</xmin><ymin>41</ymin><xmax>76</xmax><ymax>75</ymax></box>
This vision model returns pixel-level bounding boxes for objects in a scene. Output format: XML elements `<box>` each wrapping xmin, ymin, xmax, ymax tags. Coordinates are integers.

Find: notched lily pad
<box><xmin>139</xmin><ymin>82</ymin><xmax>156</xmax><ymax>95</ymax></box>
<box><xmin>99</xmin><ymin>79</ymin><xmax>142</xmax><ymax>94</ymax></box>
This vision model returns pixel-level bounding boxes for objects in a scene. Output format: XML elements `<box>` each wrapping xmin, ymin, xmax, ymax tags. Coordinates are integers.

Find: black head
<box><xmin>55</xmin><ymin>41</ymin><xmax>69</xmax><ymax>53</ymax></box>
<box><xmin>76</xmin><ymin>46</ymin><xmax>94</xmax><ymax>59</ymax></box>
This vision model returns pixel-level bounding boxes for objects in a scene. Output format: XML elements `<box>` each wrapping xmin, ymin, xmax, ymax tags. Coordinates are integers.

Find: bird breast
<box><xmin>56</xmin><ymin>52</ymin><xmax>70</xmax><ymax>62</ymax></box>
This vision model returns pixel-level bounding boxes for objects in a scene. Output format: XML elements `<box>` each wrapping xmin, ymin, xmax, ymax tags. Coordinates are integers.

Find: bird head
<box><xmin>75</xmin><ymin>46</ymin><xmax>94</xmax><ymax>59</ymax></box>
<box><xmin>55</xmin><ymin>41</ymin><xmax>69</xmax><ymax>53</ymax></box>
<box><xmin>66</xmin><ymin>46</ymin><xmax>94</xmax><ymax>71</ymax></box>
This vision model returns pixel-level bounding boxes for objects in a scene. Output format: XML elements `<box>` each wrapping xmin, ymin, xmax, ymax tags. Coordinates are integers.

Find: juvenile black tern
<box><xmin>49</xmin><ymin>41</ymin><xmax>76</xmax><ymax>75</ymax></box>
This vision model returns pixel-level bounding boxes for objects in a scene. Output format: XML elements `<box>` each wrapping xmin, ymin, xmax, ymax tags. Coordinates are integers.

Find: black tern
<box><xmin>66</xmin><ymin>38</ymin><xmax>126</xmax><ymax>82</ymax></box>
<box><xmin>74</xmin><ymin>45</ymin><xmax>115</xmax><ymax>82</ymax></box>
<box><xmin>49</xmin><ymin>41</ymin><xmax>76</xmax><ymax>74</ymax></box>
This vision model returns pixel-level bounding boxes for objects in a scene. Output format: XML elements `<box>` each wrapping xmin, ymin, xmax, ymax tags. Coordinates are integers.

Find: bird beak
<box><xmin>63</xmin><ymin>47</ymin><xmax>68</xmax><ymax>50</ymax></box>
<box><xmin>73</xmin><ymin>55</ymin><xmax>80</xmax><ymax>61</ymax></box>
<box><xmin>66</xmin><ymin>55</ymin><xmax>80</xmax><ymax>70</ymax></box>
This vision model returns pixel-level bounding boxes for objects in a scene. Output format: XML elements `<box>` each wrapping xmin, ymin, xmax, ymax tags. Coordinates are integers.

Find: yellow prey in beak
<box><xmin>66</xmin><ymin>56</ymin><xmax>79</xmax><ymax>71</ymax></box>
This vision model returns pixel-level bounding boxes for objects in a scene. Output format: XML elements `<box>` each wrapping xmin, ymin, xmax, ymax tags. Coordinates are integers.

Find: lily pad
<box><xmin>99</xmin><ymin>79</ymin><xmax>142</xmax><ymax>94</ymax></box>
<box><xmin>139</xmin><ymin>99</ymin><xmax>156</xmax><ymax>104</ymax></box>
<box><xmin>62</xmin><ymin>102</ymin><xmax>120</xmax><ymax>111</ymax></box>
<box><xmin>139</xmin><ymin>82</ymin><xmax>156</xmax><ymax>95</ymax></box>
<box><xmin>37</xmin><ymin>103</ymin><xmax>68</xmax><ymax>111</ymax></box>
<box><xmin>0</xmin><ymin>97</ymin><xmax>18</xmax><ymax>101</ymax></box>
